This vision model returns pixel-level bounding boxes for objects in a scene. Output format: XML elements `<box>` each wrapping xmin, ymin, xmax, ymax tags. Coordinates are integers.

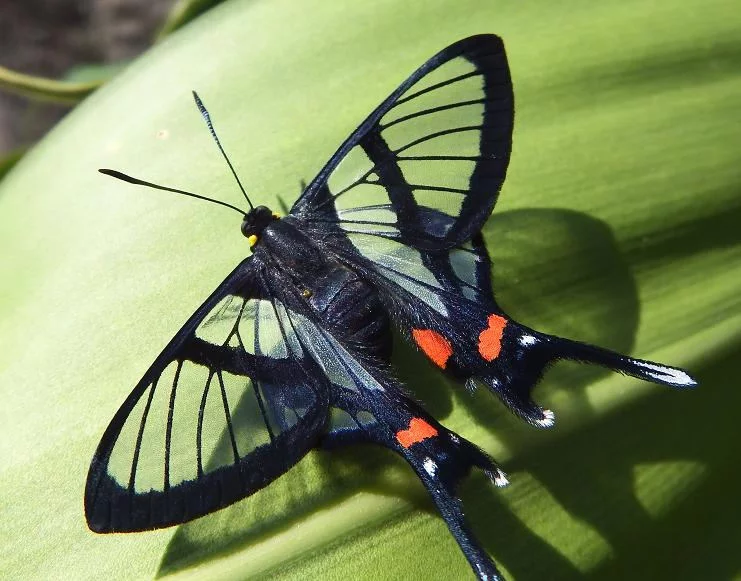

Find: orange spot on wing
<box><xmin>412</xmin><ymin>328</ymin><xmax>453</xmax><ymax>369</ymax></box>
<box><xmin>478</xmin><ymin>314</ymin><xmax>508</xmax><ymax>361</ymax></box>
<box><xmin>395</xmin><ymin>417</ymin><xmax>439</xmax><ymax>449</ymax></box>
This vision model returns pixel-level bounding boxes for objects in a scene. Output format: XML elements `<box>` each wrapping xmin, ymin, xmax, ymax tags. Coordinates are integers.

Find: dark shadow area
<box><xmin>400</xmin><ymin>207</ymin><xmax>641</xmax><ymax>435</ymax></box>
<box><xmin>455</xmin><ymin>208</ymin><xmax>641</xmax><ymax>448</ymax></box>
<box><xmin>623</xmin><ymin>189</ymin><xmax>741</xmax><ymax>264</ymax></box>
<box><xmin>157</xmin><ymin>206</ymin><xmax>644</xmax><ymax>577</ymax></box>
<box><xmin>461</xmin><ymin>347</ymin><xmax>740</xmax><ymax>580</ymax></box>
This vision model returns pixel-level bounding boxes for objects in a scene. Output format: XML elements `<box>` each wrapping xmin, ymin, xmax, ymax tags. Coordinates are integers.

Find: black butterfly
<box><xmin>86</xmin><ymin>35</ymin><xmax>697</xmax><ymax>580</ymax></box>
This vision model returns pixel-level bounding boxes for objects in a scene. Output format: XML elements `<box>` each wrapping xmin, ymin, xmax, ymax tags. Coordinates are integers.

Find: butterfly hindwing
<box><xmin>293</xmin><ymin>34</ymin><xmax>513</xmax><ymax>251</ymax></box>
<box><xmin>321</xmin><ymin>218</ymin><xmax>695</xmax><ymax>425</ymax></box>
<box><xmin>85</xmin><ymin>258</ymin><xmax>331</xmax><ymax>532</ymax></box>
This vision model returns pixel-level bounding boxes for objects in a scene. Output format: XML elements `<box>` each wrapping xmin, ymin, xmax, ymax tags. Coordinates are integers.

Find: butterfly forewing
<box><xmin>85</xmin><ymin>259</ymin><xmax>330</xmax><ymax>532</ymax></box>
<box><xmin>295</xmin><ymin>35</ymin><xmax>513</xmax><ymax>250</ymax></box>
<box><xmin>325</xmin><ymin>228</ymin><xmax>496</xmax><ymax>329</ymax></box>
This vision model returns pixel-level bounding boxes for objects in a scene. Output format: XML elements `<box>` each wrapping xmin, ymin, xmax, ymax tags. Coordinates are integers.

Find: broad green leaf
<box><xmin>0</xmin><ymin>0</ymin><xmax>739</xmax><ymax>580</ymax></box>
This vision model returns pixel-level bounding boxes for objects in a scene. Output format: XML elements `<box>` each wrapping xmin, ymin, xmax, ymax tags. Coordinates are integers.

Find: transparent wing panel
<box><xmin>298</xmin><ymin>35</ymin><xmax>513</xmax><ymax>250</ymax></box>
<box><xmin>86</xmin><ymin>270</ymin><xmax>329</xmax><ymax>533</ymax></box>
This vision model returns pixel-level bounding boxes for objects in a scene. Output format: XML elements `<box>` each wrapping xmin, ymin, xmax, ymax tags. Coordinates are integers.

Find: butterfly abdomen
<box><xmin>308</xmin><ymin>264</ymin><xmax>392</xmax><ymax>361</ymax></box>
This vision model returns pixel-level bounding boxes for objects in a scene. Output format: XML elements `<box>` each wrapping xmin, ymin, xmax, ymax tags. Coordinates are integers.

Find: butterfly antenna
<box><xmin>192</xmin><ymin>91</ymin><xmax>254</xmax><ymax>211</ymax></box>
<box><xmin>98</xmin><ymin>169</ymin><xmax>247</xmax><ymax>215</ymax></box>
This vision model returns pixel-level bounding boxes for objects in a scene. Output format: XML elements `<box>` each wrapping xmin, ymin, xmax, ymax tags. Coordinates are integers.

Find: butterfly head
<box><xmin>241</xmin><ymin>206</ymin><xmax>280</xmax><ymax>247</ymax></box>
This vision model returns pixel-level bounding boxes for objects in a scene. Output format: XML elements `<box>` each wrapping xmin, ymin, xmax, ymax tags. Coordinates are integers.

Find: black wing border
<box><xmin>291</xmin><ymin>34</ymin><xmax>513</xmax><ymax>248</ymax></box>
<box><xmin>85</xmin><ymin>257</ymin><xmax>330</xmax><ymax>532</ymax></box>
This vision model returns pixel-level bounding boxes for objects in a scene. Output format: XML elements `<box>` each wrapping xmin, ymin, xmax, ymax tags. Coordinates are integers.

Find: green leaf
<box><xmin>63</xmin><ymin>63</ymin><xmax>130</xmax><ymax>85</ymax></box>
<box><xmin>0</xmin><ymin>0</ymin><xmax>739</xmax><ymax>580</ymax></box>
<box><xmin>156</xmin><ymin>0</ymin><xmax>230</xmax><ymax>40</ymax></box>
<box><xmin>0</xmin><ymin>147</ymin><xmax>26</xmax><ymax>182</ymax></box>
<box><xmin>0</xmin><ymin>64</ymin><xmax>101</xmax><ymax>104</ymax></box>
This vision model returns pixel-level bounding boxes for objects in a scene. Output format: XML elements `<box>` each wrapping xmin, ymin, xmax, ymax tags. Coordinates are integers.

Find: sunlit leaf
<box><xmin>0</xmin><ymin>0</ymin><xmax>738</xmax><ymax>580</ymax></box>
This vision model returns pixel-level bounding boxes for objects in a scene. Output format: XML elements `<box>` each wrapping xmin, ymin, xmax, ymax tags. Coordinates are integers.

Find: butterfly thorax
<box><xmin>254</xmin><ymin>215</ymin><xmax>392</xmax><ymax>361</ymax></box>
<box><xmin>255</xmin><ymin>214</ymin><xmax>330</xmax><ymax>276</ymax></box>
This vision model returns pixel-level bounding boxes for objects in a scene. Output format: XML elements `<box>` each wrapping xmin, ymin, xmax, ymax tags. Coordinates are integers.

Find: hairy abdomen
<box><xmin>308</xmin><ymin>265</ymin><xmax>391</xmax><ymax>361</ymax></box>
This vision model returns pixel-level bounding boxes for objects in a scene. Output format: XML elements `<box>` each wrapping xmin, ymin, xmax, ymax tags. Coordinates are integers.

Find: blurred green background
<box><xmin>1</xmin><ymin>0</ymin><xmax>739</xmax><ymax>579</ymax></box>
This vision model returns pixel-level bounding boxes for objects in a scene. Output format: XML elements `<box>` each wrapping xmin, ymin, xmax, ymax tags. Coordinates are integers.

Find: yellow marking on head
<box><xmin>272</xmin><ymin>212</ymin><xmax>281</xmax><ymax>219</ymax></box>
<box><xmin>248</xmin><ymin>234</ymin><xmax>258</xmax><ymax>247</ymax></box>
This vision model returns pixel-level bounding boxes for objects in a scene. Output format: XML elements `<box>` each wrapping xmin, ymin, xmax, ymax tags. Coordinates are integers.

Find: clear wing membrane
<box><xmin>330</xmin><ymin>229</ymin><xmax>496</xmax><ymax>321</ymax></box>
<box><xmin>293</xmin><ymin>35</ymin><xmax>513</xmax><ymax>250</ymax></box>
<box><xmin>85</xmin><ymin>259</ymin><xmax>329</xmax><ymax>532</ymax></box>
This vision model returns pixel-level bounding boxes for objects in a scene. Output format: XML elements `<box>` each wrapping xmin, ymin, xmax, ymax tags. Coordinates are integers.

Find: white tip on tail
<box><xmin>493</xmin><ymin>470</ymin><xmax>509</xmax><ymax>487</ymax></box>
<box><xmin>633</xmin><ymin>360</ymin><xmax>697</xmax><ymax>387</ymax></box>
<box><xmin>535</xmin><ymin>408</ymin><xmax>555</xmax><ymax>428</ymax></box>
<box><xmin>486</xmin><ymin>468</ymin><xmax>509</xmax><ymax>487</ymax></box>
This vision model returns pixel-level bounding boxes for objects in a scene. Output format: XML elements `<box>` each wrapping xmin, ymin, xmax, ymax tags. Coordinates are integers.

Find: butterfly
<box><xmin>86</xmin><ymin>34</ymin><xmax>697</xmax><ymax>580</ymax></box>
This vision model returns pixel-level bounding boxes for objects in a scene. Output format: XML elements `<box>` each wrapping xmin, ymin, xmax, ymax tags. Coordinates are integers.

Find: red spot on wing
<box><xmin>478</xmin><ymin>314</ymin><xmax>508</xmax><ymax>361</ymax></box>
<box><xmin>412</xmin><ymin>328</ymin><xmax>453</xmax><ymax>369</ymax></box>
<box><xmin>395</xmin><ymin>417</ymin><xmax>439</xmax><ymax>449</ymax></box>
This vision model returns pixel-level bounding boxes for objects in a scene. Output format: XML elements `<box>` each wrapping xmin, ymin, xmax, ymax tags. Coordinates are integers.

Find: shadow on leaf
<box><xmin>155</xmin><ymin>207</ymin><xmax>665</xmax><ymax>579</ymax></box>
